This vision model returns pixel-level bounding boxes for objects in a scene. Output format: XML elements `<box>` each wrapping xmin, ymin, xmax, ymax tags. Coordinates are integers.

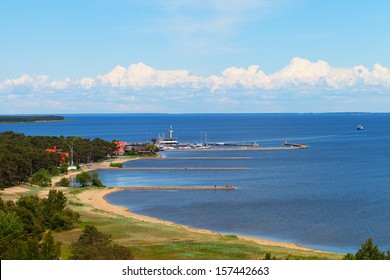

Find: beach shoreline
<box><xmin>78</xmin><ymin>186</ymin><xmax>327</xmax><ymax>253</ymax></box>
<box><xmin>58</xmin><ymin>156</ymin><xmax>329</xmax><ymax>253</ymax></box>
<box><xmin>0</xmin><ymin>155</ymin><xmax>338</xmax><ymax>257</ymax></box>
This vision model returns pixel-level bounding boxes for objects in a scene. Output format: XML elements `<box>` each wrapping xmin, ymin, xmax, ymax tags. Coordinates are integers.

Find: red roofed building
<box><xmin>114</xmin><ymin>141</ymin><xmax>127</xmax><ymax>156</ymax></box>
<box><xmin>46</xmin><ymin>146</ymin><xmax>69</xmax><ymax>163</ymax></box>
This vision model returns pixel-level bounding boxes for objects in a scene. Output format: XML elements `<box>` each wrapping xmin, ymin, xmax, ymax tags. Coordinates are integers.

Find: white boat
<box><xmin>357</xmin><ymin>125</ymin><xmax>364</xmax><ymax>130</ymax></box>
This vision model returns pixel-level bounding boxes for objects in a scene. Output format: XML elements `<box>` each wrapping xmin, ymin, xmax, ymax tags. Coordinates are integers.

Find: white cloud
<box><xmin>2</xmin><ymin>58</ymin><xmax>390</xmax><ymax>93</ymax></box>
<box><xmin>1</xmin><ymin>57</ymin><xmax>389</xmax><ymax>113</ymax></box>
<box><xmin>97</xmin><ymin>63</ymin><xmax>201</xmax><ymax>89</ymax></box>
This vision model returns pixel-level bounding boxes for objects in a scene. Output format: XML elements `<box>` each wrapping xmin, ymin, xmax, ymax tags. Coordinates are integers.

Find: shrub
<box><xmin>59</xmin><ymin>177</ymin><xmax>70</xmax><ymax>187</ymax></box>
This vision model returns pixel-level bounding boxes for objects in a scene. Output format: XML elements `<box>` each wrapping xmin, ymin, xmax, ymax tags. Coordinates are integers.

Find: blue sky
<box><xmin>1</xmin><ymin>0</ymin><xmax>390</xmax><ymax>113</ymax></box>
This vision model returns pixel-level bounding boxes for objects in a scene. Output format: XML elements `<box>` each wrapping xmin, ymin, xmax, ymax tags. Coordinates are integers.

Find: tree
<box><xmin>0</xmin><ymin>210</ymin><xmax>30</xmax><ymax>259</ymax></box>
<box><xmin>91</xmin><ymin>172</ymin><xmax>104</xmax><ymax>187</ymax></box>
<box><xmin>354</xmin><ymin>238</ymin><xmax>385</xmax><ymax>260</ymax></box>
<box><xmin>0</xmin><ymin>192</ymin><xmax>77</xmax><ymax>259</ymax></box>
<box><xmin>40</xmin><ymin>231</ymin><xmax>61</xmax><ymax>260</ymax></box>
<box><xmin>71</xmin><ymin>225</ymin><xmax>132</xmax><ymax>260</ymax></box>
<box><xmin>126</xmin><ymin>147</ymin><xmax>138</xmax><ymax>156</ymax></box>
<box><xmin>344</xmin><ymin>238</ymin><xmax>386</xmax><ymax>260</ymax></box>
<box><xmin>59</xmin><ymin>163</ymin><xmax>69</xmax><ymax>174</ymax></box>
<box><xmin>60</xmin><ymin>177</ymin><xmax>70</xmax><ymax>187</ymax></box>
<box><xmin>31</xmin><ymin>169</ymin><xmax>52</xmax><ymax>187</ymax></box>
<box><xmin>145</xmin><ymin>143</ymin><xmax>159</xmax><ymax>153</ymax></box>
<box><xmin>0</xmin><ymin>132</ymin><xmax>117</xmax><ymax>188</ymax></box>
<box><xmin>49</xmin><ymin>166</ymin><xmax>60</xmax><ymax>176</ymax></box>
<box><xmin>75</xmin><ymin>172</ymin><xmax>92</xmax><ymax>187</ymax></box>
<box><xmin>42</xmin><ymin>190</ymin><xmax>79</xmax><ymax>231</ymax></box>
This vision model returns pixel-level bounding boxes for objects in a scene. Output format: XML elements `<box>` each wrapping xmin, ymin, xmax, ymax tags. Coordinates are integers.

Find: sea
<box><xmin>1</xmin><ymin>113</ymin><xmax>389</xmax><ymax>253</ymax></box>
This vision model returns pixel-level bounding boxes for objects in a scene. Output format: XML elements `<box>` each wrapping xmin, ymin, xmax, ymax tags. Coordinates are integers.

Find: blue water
<box><xmin>2</xmin><ymin>113</ymin><xmax>390</xmax><ymax>253</ymax></box>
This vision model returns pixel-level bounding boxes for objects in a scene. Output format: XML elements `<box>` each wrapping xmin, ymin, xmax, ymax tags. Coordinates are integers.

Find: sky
<box><xmin>1</xmin><ymin>0</ymin><xmax>390</xmax><ymax>113</ymax></box>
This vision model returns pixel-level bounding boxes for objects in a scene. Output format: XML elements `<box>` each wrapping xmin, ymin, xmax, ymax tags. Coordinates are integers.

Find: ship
<box><xmin>151</xmin><ymin>126</ymin><xmax>178</xmax><ymax>149</ymax></box>
<box><xmin>356</xmin><ymin>125</ymin><xmax>364</xmax><ymax>130</ymax></box>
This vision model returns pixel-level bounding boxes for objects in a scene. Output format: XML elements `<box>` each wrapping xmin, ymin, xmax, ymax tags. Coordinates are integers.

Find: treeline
<box><xmin>0</xmin><ymin>190</ymin><xmax>132</xmax><ymax>259</ymax></box>
<box><xmin>0</xmin><ymin>115</ymin><xmax>64</xmax><ymax>123</ymax></box>
<box><xmin>0</xmin><ymin>131</ymin><xmax>117</xmax><ymax>188</ymax></box>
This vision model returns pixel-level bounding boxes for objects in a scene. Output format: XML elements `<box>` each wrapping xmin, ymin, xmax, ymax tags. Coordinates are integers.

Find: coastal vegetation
<box><xmin>0</xmin><ymin>189</ymin><xmax>133</xmax><ymax>259</ymax></box>
<box><xmin>70</xmin><ymin>225</ymin><xmax>132</xmax><ymax>260</ymax></box>
<box><xmin>75</xmin><ymin>172</ymin><xmax>104</xmax><ymax>187</ymax></box>
<box><xmin>0</xmin><ymin>115</ymin><xmax>64</xmax><ymax>123</ymax></box>
<box><xmin>109</xmin><ymin>162</ymin><xmax>124</xmax><ymax>168</ymax></box>
<box><xmin>0</xmin><ymin>190</ymin><xmax>78</xmax><ymax>259</ymax></box>
<box><xmin>344</xmin><ymin>238</ymin><xmax>390</xmax><ymax>260</ymax></box>
<box><xmin>0</xmin><ymin>131</ymin><xmax>117</xmax><ymax>189</ymax></box>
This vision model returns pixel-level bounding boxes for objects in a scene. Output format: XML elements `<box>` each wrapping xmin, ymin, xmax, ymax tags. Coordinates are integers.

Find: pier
<box><xmin>101</xmin><ymin>167</ymin><xmax>246</xmax><ymax>170</ymax></box>
<box><xmin>283</xmin><ymin>142</ymin><xmax>309</xmax><ymax>149</ymax></box>
<box><xmin>163</xmin><ymin>145</ymin><xmax>308</xmax><ymax>152</ymax></box>
<box><xmin>210</xmin><ymin>143</ymin><xmax>260</xmax><ymax>147</ymax></box>
<box><xmin>114</xmin><ymin>186</ymin><xmax>236</xmax><ymax>191</ymax></box>
<box><xmin>164</xmin><ymin>157</ymin><xmax>252</xmax><ymax>160</ymax></box>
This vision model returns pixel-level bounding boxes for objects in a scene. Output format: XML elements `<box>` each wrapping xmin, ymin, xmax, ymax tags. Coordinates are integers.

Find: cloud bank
<box><xmin>1</xmin><ymin>57</ymin><xmax>390</xmax><ymax>113</ymax></box>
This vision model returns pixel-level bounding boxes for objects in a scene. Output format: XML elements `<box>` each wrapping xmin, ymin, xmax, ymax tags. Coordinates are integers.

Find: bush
<box><xmin>75</xmin><ymin>172</ymin><xmax>104</xmax><ymax>187</ymax></box>
<box><xmin>126</xmin><ymin>147</ymin><xmax>138</xmax><ymax>156</ymax></box>
<box><xmin>59</xmin><ymin>177</ymin><xmax>70</xmax><ymax>187</ymax></box>
<box><xmin>109</xmin><ymin>162</ymin><xmax>123</xmax><ymax>168</ymax></box>
<box><xmin>31</xmin><ymin>169</ymin><xmax>52</xmax><ymax>187</ymax></box>
<box><xmin>71</xmin><ymin>225</ymin><xmax>132</xmax><ymax>260</ymax></box>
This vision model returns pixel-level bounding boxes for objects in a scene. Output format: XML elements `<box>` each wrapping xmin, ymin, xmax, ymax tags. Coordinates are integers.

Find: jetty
<box><xmin>101</xmin><ymin>167</ymin><xmax>246</xmax><ymax>170</ymax></box>
<box><xmin>283</xmin><ymin>142</ymin><xmax>309</xmax><ymax>149</ymax></box>
<box><xmin>210</xmin><ymin>143</ymin><xmax>260</xmax><ymax>147</ymax></box>
<box><xmin>165</xmin><ymin>156</ymin><xmax>252</xmax><ymax>160</ymax></box>
<box><xmin>163</xmin><ymin>145</ymin><xmax>308</xmax><ymax>152</ymax></box>
<box><xmin>114</xmin><ymin>186</ymin><xmax>236</xmax><ymax>191</ymax></box>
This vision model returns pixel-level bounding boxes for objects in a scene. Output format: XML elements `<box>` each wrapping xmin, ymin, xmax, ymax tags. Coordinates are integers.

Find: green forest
<box><xmin>0</xmin><ymin>131</ymin><xmax>117</xmax><ymax>188</ymax></box>
<box><xmin>0</xmin><ymin>116</ymin><xmax>64</xmax><ymax>123</ymax></box>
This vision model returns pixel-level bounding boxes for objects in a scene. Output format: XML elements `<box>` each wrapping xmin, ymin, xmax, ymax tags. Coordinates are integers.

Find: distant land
<box><xmin>0</xmin><ymin>115</ymin><xmax>64</xmax><ymax>123</ymax></box>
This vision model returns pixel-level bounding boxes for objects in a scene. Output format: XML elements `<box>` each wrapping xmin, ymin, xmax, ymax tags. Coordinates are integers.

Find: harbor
<box><xmin>123</xmin><ymin>126</ymin><xmax>309</xmax><ymax>153</ymax></box>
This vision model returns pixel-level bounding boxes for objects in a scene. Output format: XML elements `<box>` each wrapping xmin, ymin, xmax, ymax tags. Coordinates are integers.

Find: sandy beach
<box><xmin>77</xmin><ymin>186</ymin><xmax>321</xmax><ymax>252</ymax></box>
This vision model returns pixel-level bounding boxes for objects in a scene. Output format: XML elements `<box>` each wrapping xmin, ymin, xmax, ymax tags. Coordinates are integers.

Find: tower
<box><xmin>169</xmin><ymin>126</ymin><xmax>173</xmax><ymax>139</ymax></box>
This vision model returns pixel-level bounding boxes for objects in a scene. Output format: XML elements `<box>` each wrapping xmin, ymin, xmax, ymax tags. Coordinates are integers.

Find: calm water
<box><xmin>2</xmin><ymin>113</ymin><xmax>390</xmax><ymax>253</ymax></box>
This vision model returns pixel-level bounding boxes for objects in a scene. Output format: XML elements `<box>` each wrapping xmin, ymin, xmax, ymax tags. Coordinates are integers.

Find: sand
<box><xmin>76</xmin><ymin>187</ymin><xmax>320</xmax><ymax>252</ymax></box>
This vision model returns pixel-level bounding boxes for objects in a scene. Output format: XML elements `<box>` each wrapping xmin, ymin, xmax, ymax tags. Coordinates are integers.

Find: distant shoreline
<box><xmin>0</xmin><ymin>115</ymin><xmax>64</xmax><ymax>123</ymax></box>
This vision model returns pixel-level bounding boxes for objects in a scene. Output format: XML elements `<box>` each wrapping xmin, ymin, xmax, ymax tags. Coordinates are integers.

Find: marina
<box><xmin>123</xmin><ymin>126</ymin><xmax>309</xmax><ymax>152</ymax></box>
